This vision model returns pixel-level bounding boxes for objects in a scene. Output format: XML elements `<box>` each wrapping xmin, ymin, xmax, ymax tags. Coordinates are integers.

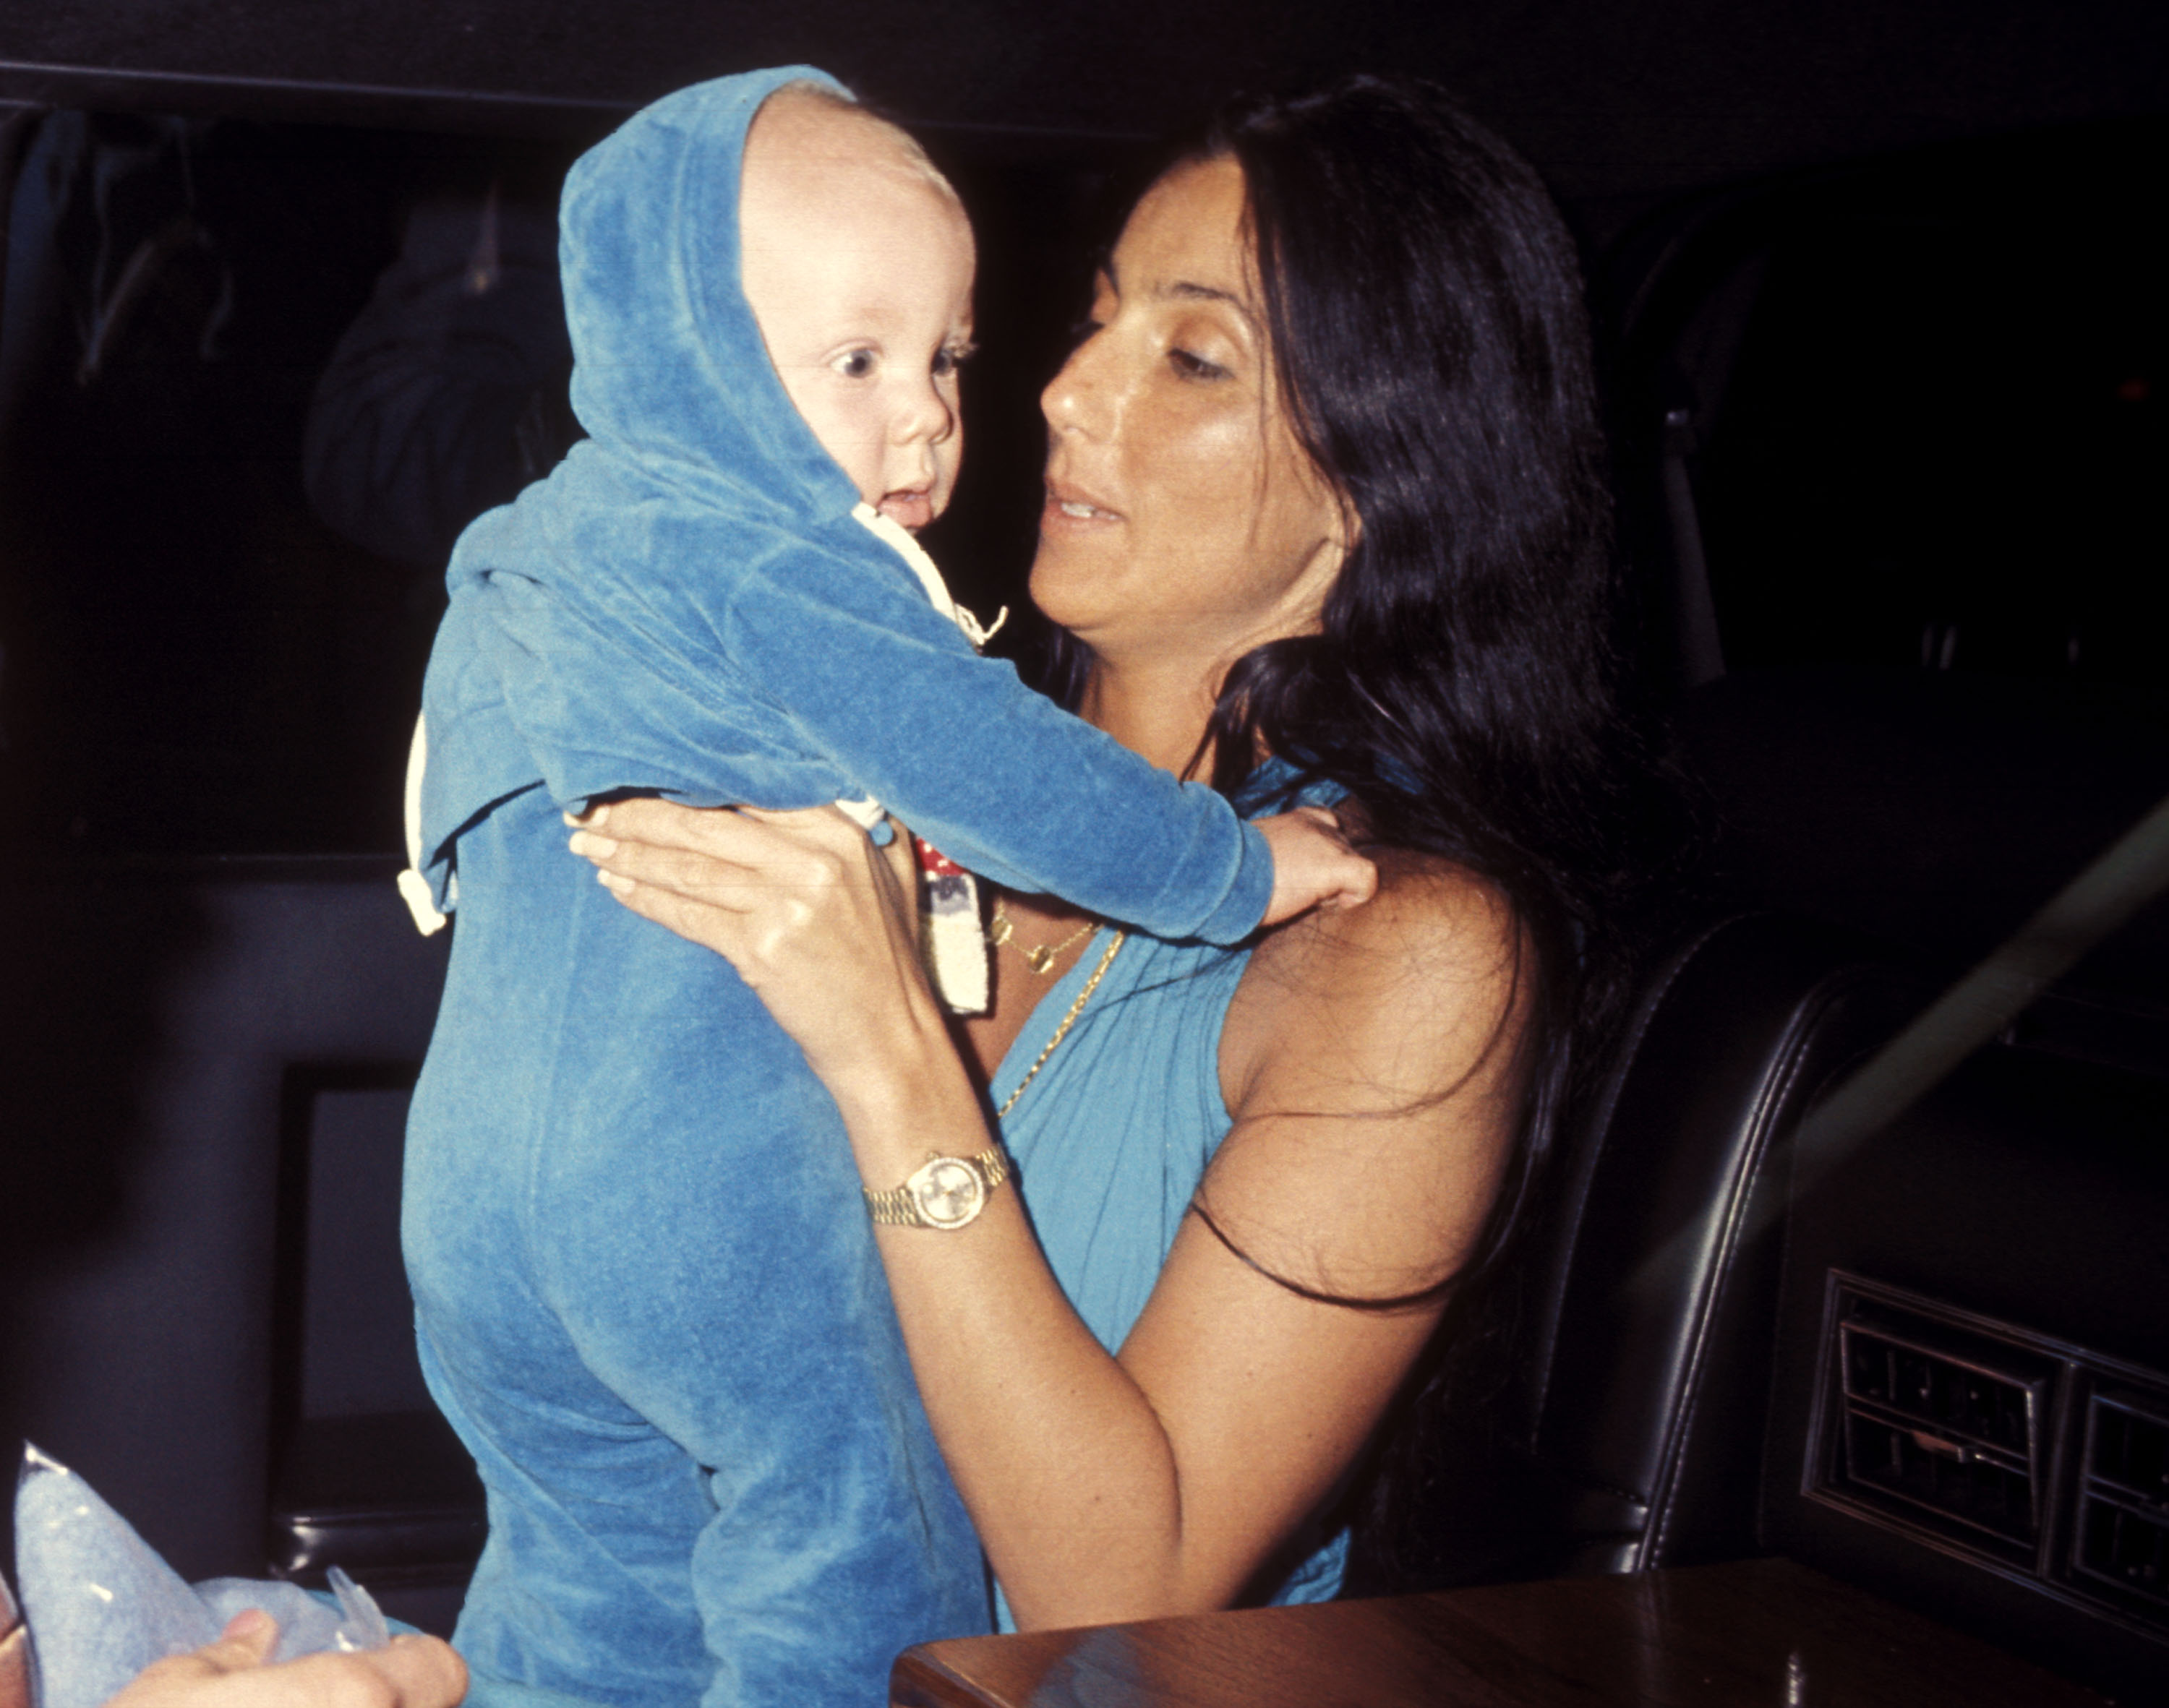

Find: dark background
<box><xmin>0</xmin><ymin>1</ymin><xmax>2162</xmax><ymax>859</ymax></box>
<box><xmin>3</xmin><ymin>0</ymin><xmax>2165</xmax><ymax>205</ymax></box>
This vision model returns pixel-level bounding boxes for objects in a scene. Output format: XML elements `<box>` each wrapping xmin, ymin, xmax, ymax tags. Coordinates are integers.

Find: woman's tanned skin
<box><xmin>570</xmin><ymin>155</ymin><xmax>1527</xmax><ymax>1629</ymax></box>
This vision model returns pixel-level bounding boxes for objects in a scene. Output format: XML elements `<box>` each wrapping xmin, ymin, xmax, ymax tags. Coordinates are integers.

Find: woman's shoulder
<box><xmin>1249</xmin><ymin>846</ymin><xmax>1523</xmax><ymax>993</ymax></box>
<box><xmin>1207</xmin><ymin>845</ymin><xmax>1532</xmax><ymax>1300</ymax></box>
<box><xmin>1222</xmin><ymin>847</ymin><xmax>1531</xmax><ymax>1115</ymax></box>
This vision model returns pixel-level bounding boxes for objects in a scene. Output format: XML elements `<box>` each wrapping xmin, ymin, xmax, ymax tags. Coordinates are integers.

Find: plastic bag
<box><xmin>11</xmin><ymin>1446</ymin><xmax>388</xmax><ymax>1708</ymax></box>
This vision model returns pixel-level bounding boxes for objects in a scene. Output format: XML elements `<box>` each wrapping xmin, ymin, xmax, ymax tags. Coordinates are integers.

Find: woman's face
<box><xmin>1032</xmin><ymin>156</ymin><xmax>1349</xmax><ymax>671</ymax></box>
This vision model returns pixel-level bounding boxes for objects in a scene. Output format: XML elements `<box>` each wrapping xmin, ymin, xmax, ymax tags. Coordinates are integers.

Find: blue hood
<box><xmin>557</xmin><ymin>67</ymin><xmax>855</xmax><ymax>518</ymax></box>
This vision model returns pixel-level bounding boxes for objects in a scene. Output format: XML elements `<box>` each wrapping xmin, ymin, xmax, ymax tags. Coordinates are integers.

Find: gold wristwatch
<box><xmin>863</xmin><ymin>1147</ymin><xmax>1011</xmax><ymax>1229</ymax></box>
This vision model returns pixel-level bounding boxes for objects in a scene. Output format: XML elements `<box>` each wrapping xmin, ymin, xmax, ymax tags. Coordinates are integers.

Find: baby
<box><xmin>400</xmin><ymin>67</ymin><xmax>1369</xmax><ymax>1708</ymax></box>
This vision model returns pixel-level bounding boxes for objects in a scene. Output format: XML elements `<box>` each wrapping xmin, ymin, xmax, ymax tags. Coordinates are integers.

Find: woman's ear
<box><xmin>1331</xmin><ymin>490</ymin><xmax>1362</xmax><ymax>557</ymax></box>
<box><xmin>1282</xmin><ymin>504</ymin><xmax>1356</xmax><ymax>638</ymax></box>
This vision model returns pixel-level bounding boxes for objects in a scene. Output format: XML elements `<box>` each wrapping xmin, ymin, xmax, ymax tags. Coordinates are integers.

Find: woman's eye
<box><xmin>1066</xmin><ymin>316</ymin><xmax>1104</xmax><ymax>351</ymax></box>
<box><xmin>834</xmin><ymin>349</ymin><xmax>878</xmax><ymax>379</ymax></box>
<box><xmin>1168</xmin><ymin>348</ymin><xmax>1230</xmax><ymax>381</ymax></box>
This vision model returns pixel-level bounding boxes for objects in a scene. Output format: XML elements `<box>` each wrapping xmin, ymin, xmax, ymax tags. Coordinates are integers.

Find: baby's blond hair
<box><xmin>758</xmin><ymin>81</ymin><xmax>961</xmax><ymax>207</ymax></box>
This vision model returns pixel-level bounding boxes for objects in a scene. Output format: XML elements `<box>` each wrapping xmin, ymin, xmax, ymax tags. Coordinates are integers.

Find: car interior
<box><xmin>0</xmin><ymin>3</ymin><xmax>2162</xmax><ymax>1703</ymax></box>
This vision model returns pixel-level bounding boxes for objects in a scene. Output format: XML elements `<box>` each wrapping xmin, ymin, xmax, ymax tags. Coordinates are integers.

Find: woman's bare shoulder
<box><xmin>1203</xmin><ymin>846</ymin><xmax>1531</xmax><ymax>1301</ymax></box>
<box><xmin>1223</xmin><ymin>846</ymin><xmax>1532</xmax><ymax>1118</ymax></box>
<box><xmin>1239</xmin><ymin>848</ymin><xmax>1524</xmax><ymax>1026</ymax></box>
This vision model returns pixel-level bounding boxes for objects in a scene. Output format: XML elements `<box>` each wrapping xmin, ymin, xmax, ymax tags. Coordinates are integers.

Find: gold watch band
<box><xmin>864</xmin><ymin>1146</ymin><xmax>1011</xmax><ymax>1229</ymax></box>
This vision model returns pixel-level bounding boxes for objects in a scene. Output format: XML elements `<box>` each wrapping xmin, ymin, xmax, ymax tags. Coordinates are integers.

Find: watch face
<box><xmin>909</xmin><ymin>1156</ymin><xmax>986</xmax><ymax>1229</ymax></box>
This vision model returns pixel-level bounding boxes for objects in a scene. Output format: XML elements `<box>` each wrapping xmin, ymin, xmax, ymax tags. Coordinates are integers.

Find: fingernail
<box><xmin>597</xmin><ymin>870</ymin><xmax>633</xmax><ymax>894</ymax></box>
<box><xmin>583</xmin><ymin>803</ymin><xmax>610</xmax><ymax>828</ymax></box>
<box><xmin>224</xmin><ymin>1608</ymin><xmax>273</xmax><ymax>1639</ymax></box>
<box><xmin>568</xmin><ymin>831</ymin><xmax>617</xmax><ymax>858</ymax></box>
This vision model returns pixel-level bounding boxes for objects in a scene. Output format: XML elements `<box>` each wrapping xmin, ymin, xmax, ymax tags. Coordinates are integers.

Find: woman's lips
<box><xmin>1041</xmin><ymin>484</ymin><xmax>1123</xmax><ymax>531</ymax></box>
<box><xmin>878</xmin><ymin>489</ymin><xmax>935</xmax><ymax>531</ymax></box>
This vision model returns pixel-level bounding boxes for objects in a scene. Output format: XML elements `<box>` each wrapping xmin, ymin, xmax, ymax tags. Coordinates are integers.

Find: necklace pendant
<box><xmin>987</xmin><ymin>915</ymin><xmax>1014</xmax><ymax>948</ymax></box>
<box><xmin>1026</xmin><ymin>943</ymin><xmax>1058</xmax><ymax>976</ymax></box>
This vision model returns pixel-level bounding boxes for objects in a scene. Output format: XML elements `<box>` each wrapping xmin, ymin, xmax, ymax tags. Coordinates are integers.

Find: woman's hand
<box><xmin>566</xmin><ymin>800</ymin><xmax>946</xmax><ymax>1107</ymax></box>
<box><xmin>101</xmin><ymin>1611</ymin><xmax>466</xmax><ymax>1708</ymax></box>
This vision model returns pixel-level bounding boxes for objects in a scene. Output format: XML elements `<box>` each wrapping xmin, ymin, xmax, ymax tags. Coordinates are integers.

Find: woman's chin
<box><xmin>1026</xmin><ymin>540</ymin><xmax>1116</xmax><ymax>635</ymax></box>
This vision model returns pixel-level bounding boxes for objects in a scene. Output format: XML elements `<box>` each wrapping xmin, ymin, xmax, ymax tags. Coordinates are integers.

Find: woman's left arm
<box><xmin>571</xmin><ymin>800</ymin><xmax>1528</xmax><ymax>1631</ymax></box>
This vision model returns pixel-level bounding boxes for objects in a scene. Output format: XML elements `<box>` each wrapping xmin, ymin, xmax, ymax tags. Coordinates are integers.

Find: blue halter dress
<box><xmin>988</xmin><ymin>775</ymin><xmax>1352</xmax><ymax>1628</ymax></box>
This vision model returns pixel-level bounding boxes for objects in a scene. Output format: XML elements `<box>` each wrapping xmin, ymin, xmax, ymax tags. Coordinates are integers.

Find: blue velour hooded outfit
<box><xmin>400</xmin><ymin>67</ymin><xmax>1279</xmax><ymax>1708</ymax></box>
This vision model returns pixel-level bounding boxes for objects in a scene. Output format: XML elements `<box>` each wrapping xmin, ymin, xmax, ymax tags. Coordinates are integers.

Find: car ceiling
<box><xmin>3</xmin><ymin>0</ymin><xmax>2166</xmax><ymax>198</ymax></box>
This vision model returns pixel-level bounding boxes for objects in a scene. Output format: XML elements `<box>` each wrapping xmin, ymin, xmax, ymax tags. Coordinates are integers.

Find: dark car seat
<box><xmin>1352</xmin><ymin>910</ymin><xmax>1917</xmax><ymax>1592</ymax></box>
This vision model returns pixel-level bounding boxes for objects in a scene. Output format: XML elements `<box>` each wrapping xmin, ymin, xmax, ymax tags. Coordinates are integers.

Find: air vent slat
<box><xmin>1842</xmin><ymin>1329</ymin><xmax>2041</xmax><ymax>1456</ymax></box>
<box><xmin>2077</xmin><ymin>1496</ymin><xmax>2169</xmax><ymax>1602</ymax></box>
<box><xmin>2085</xmin><ymin>1395</ymin><xmax>2169</xmax><ymax>1509</ymax></box>
<box><xmin>1841</xmin><ymin>1404</ymin><xmax>2037</xmax><ymax>1542</ymax></box>
<box><xmin>1825</xmin><ymin>1311</ymin><xmax>2048</xmax><ymax>1560</ymax></box>
<box><xmin>2072</xmin><ymin>1390</ymin><xmax>2169</xmax><ymax>1615</ymax></box>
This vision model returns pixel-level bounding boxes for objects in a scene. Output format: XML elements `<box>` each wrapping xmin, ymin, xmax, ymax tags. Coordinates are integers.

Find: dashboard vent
<box><xmin>1826</xmin><ymin>1295</ymin><xmax>2050</xmax><ymax>1562</ymax></box>
<box><xmin>1810</xmin><ymin>1274</ymin><xmax>2169</xmax><ymax>1642</ymax></box>
<box><xmin>2074</xmin><ymin>1388</ymin><xmax>2169</xmax><ymax>1613</ymax></box>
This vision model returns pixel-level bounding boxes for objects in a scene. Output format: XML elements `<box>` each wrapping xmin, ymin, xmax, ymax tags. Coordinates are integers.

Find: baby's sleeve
<box><xmin>722</xmin><ymin>539</ymin><xmax>1271</xmax><ymax>945</ymax></box>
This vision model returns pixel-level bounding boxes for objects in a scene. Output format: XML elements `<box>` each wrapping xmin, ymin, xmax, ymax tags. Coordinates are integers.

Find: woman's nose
<box><xmin>1040</xmin><ymin>335</ymin><xmax>1109</xmax><ymax>439</ymax></box>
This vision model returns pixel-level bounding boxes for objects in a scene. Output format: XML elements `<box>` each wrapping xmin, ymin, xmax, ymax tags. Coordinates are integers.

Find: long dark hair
<box><xmin>1043</xmin><ymin>75</ymin><xmax>1666</xmax><ymax>1583</ymax></box>
<box><xmin>1051</xmin><ymin>74</ymin><xmax>1646</xmax><ymax>1254</ymax></box>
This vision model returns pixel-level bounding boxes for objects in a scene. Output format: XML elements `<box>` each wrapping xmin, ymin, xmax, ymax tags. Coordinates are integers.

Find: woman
<box><xmin>571</xmin><ymin>74</ymin><xmax>1646</xmax><ymax>1631</ymax></box>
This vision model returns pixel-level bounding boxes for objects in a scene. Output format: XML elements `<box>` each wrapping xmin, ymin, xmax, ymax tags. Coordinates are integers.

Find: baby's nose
<box><xmin>891</xmin><ymin>382</ymin><xmax>957</xmax><ymax>445</ymax></box>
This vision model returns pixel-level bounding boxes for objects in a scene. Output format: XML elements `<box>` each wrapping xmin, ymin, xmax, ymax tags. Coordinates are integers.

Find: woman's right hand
<box><xmin>102</xmin><ymin>1611</ymin><xmax>466</xmax><ymax>1708</ymax></box>
<box><xmin>565</xmin><ymin>799</ymin><xmax>949</xmax><ymax>1111</ymax></box>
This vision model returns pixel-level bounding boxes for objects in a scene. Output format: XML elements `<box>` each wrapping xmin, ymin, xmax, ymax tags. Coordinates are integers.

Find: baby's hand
<box><xmin>1256</xmin><ymin>807</ymin><xmax>1377</xmax><ymax>924</ymax></box>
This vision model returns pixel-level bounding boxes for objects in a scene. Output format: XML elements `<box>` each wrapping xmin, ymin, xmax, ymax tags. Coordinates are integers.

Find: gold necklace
<box><xmin>997</xmin><ymin>930</ymin><xmax>1126</xmax><ymax>1120</ymax></box>
<box><xmin>988</xmin><ymin>900</ymin><xmax>1098</xmax><ymax>977</ymax></box>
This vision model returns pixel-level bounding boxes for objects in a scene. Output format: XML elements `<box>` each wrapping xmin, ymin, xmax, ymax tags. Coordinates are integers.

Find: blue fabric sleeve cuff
<box><xmin>1192</xmin><ymin>818</ymin><xmax>1273</xmax><ymax>945</ymax></box>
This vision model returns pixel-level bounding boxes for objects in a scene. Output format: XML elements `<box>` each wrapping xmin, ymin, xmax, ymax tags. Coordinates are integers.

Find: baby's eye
<box><xmin>834</xmin><ymin>349</ymin><xmax>878</xmax><ymax>379</ymax></box>
<box><xmin>933</xmin><ymin>340</ymin><xmax>978</xmax><ymax>378</ymax></box>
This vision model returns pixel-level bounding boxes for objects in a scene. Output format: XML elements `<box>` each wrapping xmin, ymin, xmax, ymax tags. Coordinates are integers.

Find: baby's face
<box><xmin>740</xmin><ymin>93</ymin><xmax>975</xmax><ymax>531</ymax></box>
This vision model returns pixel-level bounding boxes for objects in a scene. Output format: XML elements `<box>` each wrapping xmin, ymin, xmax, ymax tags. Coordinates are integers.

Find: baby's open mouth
<box><xmin>878</xmin><ymin>489</ymin><xmax>935</xmax><ymax>531</ymax></box>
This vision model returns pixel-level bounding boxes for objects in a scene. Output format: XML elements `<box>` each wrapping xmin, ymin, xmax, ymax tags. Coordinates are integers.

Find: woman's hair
<box><xmin>1049</xmin><ymin>73</ymin><xmax>1651</xmax><ymax>1253</ymax></box>
<box><xmin>1041</xmin><ymin>74</ymin><xmax>1672</xmax><ymax>1585</ymax></box>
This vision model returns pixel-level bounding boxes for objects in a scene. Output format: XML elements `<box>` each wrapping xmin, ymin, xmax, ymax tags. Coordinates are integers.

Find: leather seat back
<box><xmin>1520</xmin><ymin>911</ymin><xmax>1915</xmax><ymax>1570</ymax></box>
<box><xmin>1353</xmin><ymin>911</ymin><xmax>1915</xmax><ymax>1591</ymax></box>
